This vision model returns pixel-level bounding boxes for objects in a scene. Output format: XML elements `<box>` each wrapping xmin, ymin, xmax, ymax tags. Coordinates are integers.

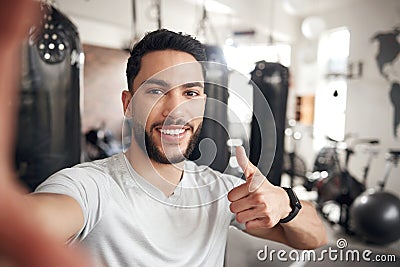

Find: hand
<box><xmin>227</xmin><ymin>146</ymin><xmax>292</xmax><ymax>230</ymax></box>
<box><xmin>0</xmin><ymin>0</ymin><xmax>40</xmax><ymax>48</ymax></box>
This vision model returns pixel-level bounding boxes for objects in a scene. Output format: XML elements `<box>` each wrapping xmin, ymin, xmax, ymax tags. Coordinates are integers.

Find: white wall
<box><xmin>342</xmin><ymin>0</ymin><xmax>399</xmax><ymax>194</ymax></box>
<box><xmin>55</xmin><ymin>0</ymin><xmax>132</xmax><ymax>48</ymax></box>
<box><xmin>56</xmin><ymin>0</ymin><xmax>200</xmax><ymax>48</ymax></box>
<box><xmin>294</xmin><ymin>0</ymin><xmax>400</xmax><ymax>195</ymax></box>
<box><xmin>55</xmin><ymin>0</ymin><xmax>299</xmax><ymax>49</ymax></box>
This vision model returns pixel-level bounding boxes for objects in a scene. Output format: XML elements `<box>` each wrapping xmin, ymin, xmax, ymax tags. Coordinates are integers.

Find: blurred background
<box><xmin>14</xmin><ymin>0</ymin><xmax>400</xmax><ymax>266</ymax></box>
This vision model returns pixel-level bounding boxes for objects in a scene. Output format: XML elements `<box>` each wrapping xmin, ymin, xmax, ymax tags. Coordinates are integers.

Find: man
<box><xmin>8</xmin><ymin>28</ymin><xmax>327</xmax><ymax>266</ymax></box>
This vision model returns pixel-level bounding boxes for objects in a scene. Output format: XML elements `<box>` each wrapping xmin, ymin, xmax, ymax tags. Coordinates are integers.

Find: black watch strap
<box><xmin>279</xmin><ymin>187</ymin><xmax>302</xmax><ymax>223</ymax></box>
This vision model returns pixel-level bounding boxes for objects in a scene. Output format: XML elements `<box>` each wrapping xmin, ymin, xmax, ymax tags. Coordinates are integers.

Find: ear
<box><xmin>202</xmin><ymin>93</ymin><xmax>207</xmax><ymax>115</ymax></box>
<box><xmin>121</xmin><ymin>90</ymin><xmax>133</xmax><ymax>114</ymax></box>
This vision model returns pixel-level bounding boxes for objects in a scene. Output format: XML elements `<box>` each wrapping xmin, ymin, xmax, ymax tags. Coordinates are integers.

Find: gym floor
<box><xmin>225</xmin><ymin>176</ymin><xmax>400</xmax><ymax>267</ymax></box>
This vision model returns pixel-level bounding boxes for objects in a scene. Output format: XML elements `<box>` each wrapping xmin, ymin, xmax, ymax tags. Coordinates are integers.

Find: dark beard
<box><xmin>132</xmin><ymin>118</ymin><xmax>202</xmax><ymax>164</ymax></box>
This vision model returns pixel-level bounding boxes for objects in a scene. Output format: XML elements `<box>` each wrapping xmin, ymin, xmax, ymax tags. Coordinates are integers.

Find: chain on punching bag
<box><xmin>250</xmin><ymin>61</ymin><xmax>289</xmax><ymax>186</ymax></box>
<box><xmin>189</xmin><ymin>45</ymin><xmax>230</xmax><ymax>173</ymax></box>
<box><xmin>16</xmin><ymin>4</ymin><xmax>83</xmax><ymax>191</ymax></box>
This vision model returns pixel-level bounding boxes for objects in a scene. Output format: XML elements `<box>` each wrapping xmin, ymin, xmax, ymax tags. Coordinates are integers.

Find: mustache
<box><xmin>150</xmin><ymin>118</ymin><xmax>194</xmax><ymax>131</ymax></box>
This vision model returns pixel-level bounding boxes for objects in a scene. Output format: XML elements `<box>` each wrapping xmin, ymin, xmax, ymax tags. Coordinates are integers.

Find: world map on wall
<box><xmin>371</xmin><ymin>26</ymin><xmax>400</xmax><ymax>137</ymax></box>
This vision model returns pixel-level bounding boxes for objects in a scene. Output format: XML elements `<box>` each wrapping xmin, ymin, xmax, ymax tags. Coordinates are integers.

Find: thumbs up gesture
<box><xmin>228</xmin><ymin>146</ymin><xmax>292</xmax><ymax>230</ymax></box>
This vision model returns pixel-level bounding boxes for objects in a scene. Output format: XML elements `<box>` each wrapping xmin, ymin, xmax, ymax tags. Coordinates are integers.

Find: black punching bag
<box><xmin>249</xmin><ymin>61</ymin><xmax>289</xmax><ymax>186</ymax></box>
<box><xmin>16</xmin><ymin>5</ymin><xmax>83</xmax><ymax>191</ymax></box>
<box><xmin>189</xmin><ymin>45</ymin><xmax>230</xmax><ymax>173</ymax></box>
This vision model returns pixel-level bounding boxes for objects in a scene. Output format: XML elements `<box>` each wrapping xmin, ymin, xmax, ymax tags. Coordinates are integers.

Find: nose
<box><xmin>161</xmin><ymin>90</ymin><xmax>186</xmax><ymax>119</ymax></box>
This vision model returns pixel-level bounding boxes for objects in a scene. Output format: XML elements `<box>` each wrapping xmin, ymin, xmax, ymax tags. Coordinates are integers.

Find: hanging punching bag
<box><xmin>250</xmin><ymin>61</ymin><xmax>289</xmax><ymax>186</ymax></box>
<box><xmin>189</xmin><ymin>45</ymin><xmax>230</xmax><ymax>173</ymax></box>
<box><xmin>16</xmin><ymin>4</ymin><xmax>83</xmax><ymax>191</ymax></box>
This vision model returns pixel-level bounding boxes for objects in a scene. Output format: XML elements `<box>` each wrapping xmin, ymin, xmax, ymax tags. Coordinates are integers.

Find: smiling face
<box><xmin>123</xmin><ymin>49</ymin><xmax>206</xmax><ymax>164</ymax></box>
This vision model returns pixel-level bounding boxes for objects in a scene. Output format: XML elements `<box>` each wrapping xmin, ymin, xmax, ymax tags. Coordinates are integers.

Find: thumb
<box><xmin>235</xmin><ymin>146</ymin><xmax>255</xmax><ymax>178</ymax></box>
<box><xmin>235</xmin><ymin>146</ymin><xmax>265</xmax><ymax>192</ymax></box>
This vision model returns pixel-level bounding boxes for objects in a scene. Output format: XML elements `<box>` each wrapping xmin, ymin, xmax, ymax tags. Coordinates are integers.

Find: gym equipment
<box><xmin>317</xmin><ymin>136</ymin><xmax>379</xmax><ymax>230</ymax></box>
<box><xmin>313</xmin><ymin>145</ymin><xmax>340</xmax><ymax>176</ymax></box>
<box><xmin>350</xmin><ymin>150</ymin><xmax>400</xmax><ymax>245</ymax></box>
<box><xmin>250</xmin><ymin>61</ymin><xmax>289</xmax><ymax>186</ymax></box>
<box><xmin>15</xmin><ymin>4</ymin><xmax>83</xmax><ymax>191</ymax></box>
<box><xmin>188</xmin><ymin>45</ymin><xmax>230</xmax><ymax>173</ymax></box>
<box><xmin>317</xmin><ymin>137</ymin><xmax>365</xmax><ymax>203</ymax></box>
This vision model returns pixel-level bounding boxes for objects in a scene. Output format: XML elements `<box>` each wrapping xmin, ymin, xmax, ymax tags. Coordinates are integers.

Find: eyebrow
<box><xmin>182</xmin><ymin>82</ymin><xmax>204</xmax><ymax>89</ymax></box>
<box><xmin>141</xmin><ymin>79</ymin><xmax>204</xmax><ymax>89</ymax></box>
<box><xmin>141</xmin><ymin>78</ymin><xmax>170</xmax><ymax>88</ymax></box>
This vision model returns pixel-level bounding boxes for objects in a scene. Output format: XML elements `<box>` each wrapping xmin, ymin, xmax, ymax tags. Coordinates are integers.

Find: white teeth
<box><xmin>160</xmin><ymin>128</ymin><xmax>185</xmax><ymax>135</ymax></box>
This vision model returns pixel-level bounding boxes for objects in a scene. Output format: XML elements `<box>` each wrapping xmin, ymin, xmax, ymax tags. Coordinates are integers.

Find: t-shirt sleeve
<box><xmin>34</xmin><ymin>165</ymin><xmax>112</xmax><ymax>241</ymax></box>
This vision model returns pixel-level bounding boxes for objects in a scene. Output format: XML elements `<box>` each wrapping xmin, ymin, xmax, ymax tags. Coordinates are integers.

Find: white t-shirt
<box><xmin>35</xmin><ymin>153</ymin><xmax>245</xmax><ymax>267</ymax></box>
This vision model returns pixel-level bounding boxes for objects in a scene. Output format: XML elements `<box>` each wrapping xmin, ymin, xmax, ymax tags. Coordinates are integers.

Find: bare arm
<box><xmin>0</xmin><ymin>178</ymin><xmax>88</xmax><ymax>266</ymax></box>
<box><xmin>244</xmin><ymin>200</ymin><xmax>327</xmax><ymax>249</ymax></box>
<box><xmin>25</xmin><ymin>193</ymin><xmax>85</xmax><ymax>243</ymax></box>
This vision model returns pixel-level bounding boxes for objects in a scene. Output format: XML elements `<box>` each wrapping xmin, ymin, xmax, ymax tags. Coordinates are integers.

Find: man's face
<box><xmin>124</xmin><ymin>50</ymin><xmax>206</xmax><ymax>164</ymax></box>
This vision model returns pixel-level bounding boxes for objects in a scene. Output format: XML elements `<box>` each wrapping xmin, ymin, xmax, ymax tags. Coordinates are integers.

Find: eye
<box><xmin>147</xmin><ymin>88</ymin><xmax>164</xmax><ymax>95</ymax></box>
<box><xmin>185</xmin><ymin>90</ymin><xmax>200</xmax><ymax>97</ymax></box>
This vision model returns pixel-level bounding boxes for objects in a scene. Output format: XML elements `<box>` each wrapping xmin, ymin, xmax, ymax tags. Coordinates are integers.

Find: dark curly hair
<box><xmin>126</xmin><ymin>29</ymin><xmax>206</xmax><ymax>92</ymax></box>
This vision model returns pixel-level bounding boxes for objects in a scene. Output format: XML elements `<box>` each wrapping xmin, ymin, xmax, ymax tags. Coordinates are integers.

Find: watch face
<box><xmin>290</xmin><ymin>189</ymin><xmax>302</xmax><ymax>208</ymax></box>
<box><xmin>280</xmin><ymin>187</ymin><xmax>302</xmax><ymax>223</ymax></box>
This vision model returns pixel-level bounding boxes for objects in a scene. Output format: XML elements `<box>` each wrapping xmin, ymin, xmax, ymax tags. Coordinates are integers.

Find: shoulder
<box><xmin>74</xmin><ymin>154</ymin><xmax>118</xmax><ymax>172</ymax></box>
<box><xmin>61</xmin><ymin>153</ymin><xmax>122</xmax><ymax>178</ymax></box>
<box><xmin>38</xmin><ymin>155</ymin><xmax>120</xmax><ymax>190</ymax></box>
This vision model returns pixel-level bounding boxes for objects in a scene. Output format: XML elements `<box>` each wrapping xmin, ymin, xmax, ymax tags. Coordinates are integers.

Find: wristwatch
<box><xmin>279</xmin><ymin>187</ymin><xmax>302</xmax><ymax>223</ymax></box>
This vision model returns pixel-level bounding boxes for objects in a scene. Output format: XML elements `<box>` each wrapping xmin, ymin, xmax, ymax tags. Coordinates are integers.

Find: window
<box><xmin>313</xmin><ymin>27</ymin><xmax>350</xmax><ymax>149</ymax></box>
<box><xmin>223</xmin><ymin>44</ymin><xmax>291</xmax><ymax>131</ymax></box>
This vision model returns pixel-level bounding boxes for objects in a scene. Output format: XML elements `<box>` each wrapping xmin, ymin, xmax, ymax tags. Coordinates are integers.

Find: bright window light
<box><xmin>314</xmin><ymin>28</ymin><xmax>350</xmax><ymax>150</ymax></box>
<box><xmin>223</xmin><ymin>44</ymin><xmax>291</xmax><ymax>75</ymax></box>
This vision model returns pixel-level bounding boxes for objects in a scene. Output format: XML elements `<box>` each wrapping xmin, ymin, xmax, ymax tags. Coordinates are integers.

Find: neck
<box><xmin>125</xmin><ymin>141</ymin><xmax>184</xmax><ymax>197</ymax></box>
